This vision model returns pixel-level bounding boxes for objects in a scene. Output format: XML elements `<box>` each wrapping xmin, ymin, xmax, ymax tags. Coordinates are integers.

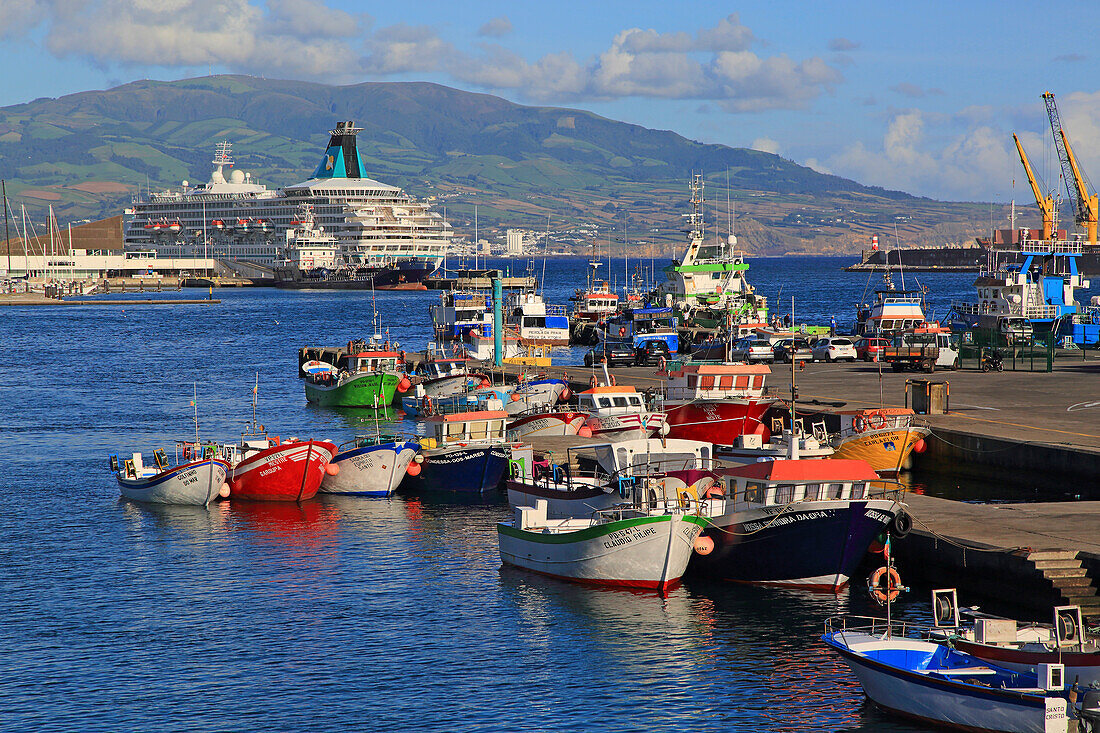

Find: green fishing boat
<box><xmin>304</xmin><ymin>348</ymin><xmax>410</xmax><ymax>407</ymax></box>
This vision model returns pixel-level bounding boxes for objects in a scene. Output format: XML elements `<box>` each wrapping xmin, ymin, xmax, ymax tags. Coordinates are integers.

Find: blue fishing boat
<box><xmin>823</xmin><ymin>614</ymin><xmax>1076</xmax><ymax>732</ymax></box>
<box><xmin>405</xmin><ymin>410</ymin><xmax>517</xmax><ymax>494</ymax></box>
<box><xmin>600</xmin><ymin>306</ymin><xmax>679</xmax><ymax>352</ymax></box>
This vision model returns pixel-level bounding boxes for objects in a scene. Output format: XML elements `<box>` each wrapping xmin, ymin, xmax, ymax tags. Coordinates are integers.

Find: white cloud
<box><xmin>44</xmin><ymin>0</ymin><xmax>365</xmax><ymax>78</ymax></box>
<box><xmin>751</xmin><ymin>137</ymin><xmax>781</xmax><ymax>154</ymax></box>
<box><xmin>362</xmin><ymin>24</ymin><xmax>454</xmax><ymax>74</ymax></box>
<box><xmin>477</xmin><ymin>16</ymin><xmax>513</xmax><ymax>38</ymax></box>
<box><xmin>0</xmin><ymin>0</ymin><xmax>43</xmax><ymax>40</ymax></box>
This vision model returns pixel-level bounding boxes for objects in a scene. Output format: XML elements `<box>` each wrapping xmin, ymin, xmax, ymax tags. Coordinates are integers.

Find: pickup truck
<box><xmin>883</xmin><ymin>331</ymin><xmax>960</xmax><ymax>372</ymax></box>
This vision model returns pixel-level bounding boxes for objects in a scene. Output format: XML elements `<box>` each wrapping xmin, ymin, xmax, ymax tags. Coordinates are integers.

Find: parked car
<box><xmin>812</xmin><ymin>336</ymin><xmax>857</xmax><ymax>362</ymax></box>
<box><xmin>730</xmin><ymin>337</ymin><xmax>775</xmax><ymax>363</ymax></box>
<box><xmin>772</xmin><ymin>337</ymin><xmax>814</xmax><ymax>363</ymax></box>
<box><xmin>855</xmin><ymin>336</ymin><xmax>890</xmax><ymax>362</ymax></box>
<box><xmin>634</xmin><ymin>339</ymin><xmax>672</xmax><ymax>366</ymax></box>
<box><xmin>584</xmin><ymin>343</ymin><xmax>635</xmax><ymax>367</ymax></box>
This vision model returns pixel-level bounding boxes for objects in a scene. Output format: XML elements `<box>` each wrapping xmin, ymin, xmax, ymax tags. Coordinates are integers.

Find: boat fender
<box><xmin>912</xmin><ymin>438</ymin><xmax>926</xmax><ymax>454</ymax></box>
<box><xmin>325</xmin><ymin>463</ymin><xmax>340</xmax><ymax>476</ymax></box>
<box><xmin>219</xmin><ymin>483</ymin><xmax>231</xmax><ymax>498</ymax></box>
<box><xmin>406</xmin><ymin>461</ymin><xmax>422</xmax><ymax>477</ymax></box>
<box><xmin>852</xmin><ymin>415</ymin><xmax>867</xmax><ymax>433</ymax></box>
<box><xmin>693</xmin><ymin>535</ymin><xmax>715</xmax><ymax>556</ymax></box>
<box><xmin>868</xmin><ymin>411</ymin><xmax>887</xmax><ymax>430</ymax></box>
<box><xmin>426</xmin><ymin>397</ymin><xmax>434</xmax><ymax>415</ymax></box>
<box><xmin>869</xmin><ymin>566</ymin><xmax>902</xmax><ymax>604</ymax></box>
<box><xmin>891</xmin><ymin>511</ymin><xmax>912</xmax><ymax>539</ymax></box>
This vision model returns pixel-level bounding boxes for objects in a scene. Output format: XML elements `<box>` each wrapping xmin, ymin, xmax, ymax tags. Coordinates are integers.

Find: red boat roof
<box><xmin>836</xmin><ymin>407</ymin><xmax>915</xmax><ymax>416</ymax></box>
<box><xmin>580</xmin><ymin>385</ymin><xmax>638</xmax><ymax>394</ymax></box>
<box><xmin>667</xmin><ymin>363</ymin><xmax>771</xmax><ymax>376</ymax></box>
<box><xmin>718</xmin><ymin>459</ymin><xmax>879</xmax><ymax>482</ymax></box>
<box><xmin>350</xmin><ymin>351</ymin><xmax>402</xmax><ymax>358</ymax></box>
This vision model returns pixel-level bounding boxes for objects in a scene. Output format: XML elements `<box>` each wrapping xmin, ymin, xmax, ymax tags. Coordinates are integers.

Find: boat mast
<box><xmin>2</xmin><ymin>180</ymin><xmax>10</xmax><ymax>278</ymax></box>
<box><xmin>193</xmin><ymin>382</ymin><xmax>200</xmax><ymax>444</ymax></box>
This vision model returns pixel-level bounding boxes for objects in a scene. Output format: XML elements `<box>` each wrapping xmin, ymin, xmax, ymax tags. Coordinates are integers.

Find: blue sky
<box><xmin>2</xmin><ymin>0</ymin><xmax>1098</xmax><ymax>202</ymax></box>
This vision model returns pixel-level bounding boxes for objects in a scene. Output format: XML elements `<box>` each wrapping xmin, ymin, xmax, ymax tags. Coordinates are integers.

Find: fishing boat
<box><xmin>110</xmin><ymin>443</ymin><xmax>230</xmax><ymax>506</ymax></box>
<box><xmin>320</xmin><ymin>435</ymin><xmax>423</xmax><ymax>497</ymax></box>
<box><xmin>412</xmin><ymin>357</ymin><xmax>491</xmax><ymax>399</ymax></box>
<box><xmin>224</xmin><ymin>378</ymin><xmax>338</xmax><ymax>501</ymax></box>
<box><xmin>508</xmin><ymin>375</ymin><xmax>569</xmax><ymax>412</ymax></box>
<box><xmin>715</xmin><ymin>418</ymin><xmax>835</xmax><ymax>462</ymax></box>
<box><xmin>304</xmin><ymin>342</ymin><xmax>411</xmax><ymax>408</ymax></box>
<box><xmin>429</xmin><ymin>290</ymin><xmax>493</xmax><ymax>341</ymax></box>
<box><xmin>506</xmin><ymin>290</ymin><xmax>570</xmax><ymax>345</ymax></box>
<box><xmin>928</xmin><ymin>590</ymin><xmax>1100</xmax><ymax>688</ymax></box>
<box><xmin>405</xmin><ymin>410</ymin><xmax>519</xmax><ymax>494</ymax></box>
<box><xmin>828</xmin><ymin>408</ymin><xmax>930</xmax><ymax>475</ymax></box>
<box><xmin>855</xmin><ymin>287</ymin><xmax>930</xmax><ymax>338</ymax></box>
<box><xmin>497</xmin><ymin>498</ymin><xmax>707</xmax><ymax>591</ymax></box>
<box><xmin>506</xmin><ymin>408</ymin><xmax>587</xmax><ymax>441</ymax></box>
<box><xmin>690</xmin><ymin>459</ymin><xmax>906</xmax><ymax>591</ymax></box>
<box><xmin>576</xmin><ymin>383</ymin><xmax>667</xmax><ymax>440</ymax></box>
<box><xmin>823</xmin><ymin>614</ymin><xmax>1074</xmax><ymax>733</ymax></box>
<box><xmin>570</xmin><ymin>279</ymin><xmax>619</xmax><ymax>322</ymax></box>
<box><xmin>506</xmin><ymin>438</ymin><xmax>716</xmax><ymax>519</ymax></box>
<box><xmin>600</xmin><ymin>306</ymin><xmax>679</xmax><ymax>352</ymax></box>
<box><xmin>659</xmin><ymin>362</ymin><xmax>775</xmax><ymax>445</ymax></box>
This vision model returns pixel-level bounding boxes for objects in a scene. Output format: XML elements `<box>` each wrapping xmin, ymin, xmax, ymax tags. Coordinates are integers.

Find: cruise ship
<box><xmin>124</xmin><ymin>121</ymin><xmax>453</xmax><ymax>287</ymax></box>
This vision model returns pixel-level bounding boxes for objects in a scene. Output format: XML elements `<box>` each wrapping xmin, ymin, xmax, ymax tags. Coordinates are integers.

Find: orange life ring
<box><xmin>869</xmin><ymin>566</ymin><xmax>902</xmax><ymax>603</ymax></box>
<box><xmin>425</xmin><ymin>396</ymin><xmax>434</xmax><ymax>414</ymax></box>
<box><xmin>852</xmin><ymin>415</ymin><xmax>868</xmax><ymax>433</ymax></box>
<box><xmin>590</xmin><ymin>375</ymin><xmax>598</xmax><ymax>389</ymax></box>
<box><xmin>657</xmin><ymin>356</ymin><xmax>667</xmax><ymax>371</ymax></box>
<box><xmin>609</xmin><ymin>375</ymin><xmax>616</xmax><ymax>386</ymax></box>
<box><xmin>867</xmin><ymin>411</ymin><xmax>887</xmax><ymax>430</ymax></box>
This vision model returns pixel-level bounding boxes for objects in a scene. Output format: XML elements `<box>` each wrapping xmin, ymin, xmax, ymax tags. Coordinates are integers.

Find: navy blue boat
<box><xmin>405</xmin><ymin>409</ymin><xmax>515</xmax><ymax>494</ymax></box>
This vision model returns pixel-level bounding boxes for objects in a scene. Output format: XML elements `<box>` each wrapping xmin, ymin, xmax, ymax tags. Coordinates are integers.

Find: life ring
<box><xmin>609</xmin><ymin>375</ymin><xmax>616</xmax><ymax>386</ymax></box>
<box><xmin>657</xmin><ymin>356</ymin><xmax>667</xmax><ymax>371</ymax></box>
<box><xmin>852</xmin><ymin>415</ymin><xmax>868</xmax><ymax>433</ymax></box>
<box><xmin>869</xmin><ymin>566</ymin><xmax>902</xmax><ymax>604</ymax></box>
<box><xmin>590</xmin><ymin>375</ymin><xmax>598</xmax><ymax>389</ymax></box>
<box><xmin>867</xmin><ymin>411</ymin><xmax>887</xmax><ymax>429</ymax></box>
<box><xmin>425</xmin><ymin>396</ymin><xmax>434</xmax><ymax>415</ymax></box>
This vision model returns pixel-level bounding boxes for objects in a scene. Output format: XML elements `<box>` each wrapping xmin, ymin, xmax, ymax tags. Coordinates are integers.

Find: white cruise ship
<box><xmin>124</xmin><ymin>121</ymin><xmax>452</xmax><ymax>287</ymax></box>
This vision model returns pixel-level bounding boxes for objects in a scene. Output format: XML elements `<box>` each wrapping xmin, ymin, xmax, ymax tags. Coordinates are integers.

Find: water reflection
<box><xmin>224</xmin><ymin>498</ymin><xmax>342</xmax><ymax>552</ymax></box>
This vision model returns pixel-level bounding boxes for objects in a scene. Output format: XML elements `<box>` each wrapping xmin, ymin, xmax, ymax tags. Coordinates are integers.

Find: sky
<box><xmin>1</xmin><ymin>0</ymin><xmax>1099</xmax><ymax>204</ymax></box>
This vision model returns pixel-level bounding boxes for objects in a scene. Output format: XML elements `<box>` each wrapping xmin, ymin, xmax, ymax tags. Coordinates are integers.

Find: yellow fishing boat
<box><xmin>830</xmin><ymin>408</ymin><xmax>930</xmax><ymax>475</ymax></box>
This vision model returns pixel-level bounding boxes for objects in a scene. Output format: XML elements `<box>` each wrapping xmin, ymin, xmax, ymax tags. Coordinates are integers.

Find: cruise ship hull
<box><xmin>274</xmin><ymin>262</ymin><xmax>436</xmax><ymax>291</ymax></box>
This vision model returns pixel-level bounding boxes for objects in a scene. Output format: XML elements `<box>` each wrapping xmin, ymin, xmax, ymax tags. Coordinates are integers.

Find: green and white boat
<box><xmin>304</xmin><ymin>347</ymin><xmax>410</xmax><ymax>407</ymax></box>
<box><xmin>497</xmin><ymin>499</ymin><xmax>707</xmax><ymax>591</ymax></box>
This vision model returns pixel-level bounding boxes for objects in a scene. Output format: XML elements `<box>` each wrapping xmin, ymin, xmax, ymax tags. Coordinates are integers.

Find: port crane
<box><xmin>1042</xmin><ymin>91</ymin><xmax>1098</xmax><ymax>244</ymax></box>
<box><xmin>1012</xmin><ymin>133</ymin><xmax>1054</xmax><ymax>240</ymax></box>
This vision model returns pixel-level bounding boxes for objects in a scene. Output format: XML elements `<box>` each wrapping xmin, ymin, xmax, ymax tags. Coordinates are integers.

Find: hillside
<box><xmin>0</xmin><ymin>75</ymin><xmax>1007</xmax><ymax>255</ymax></box>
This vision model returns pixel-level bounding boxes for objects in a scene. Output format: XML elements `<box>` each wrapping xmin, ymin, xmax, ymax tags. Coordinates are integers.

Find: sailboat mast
<box><xmin>193</xmin><ymin>383</ymin><xmax>200</xmax><ymax>444</ymax></box>
<box><xmin>2</xmin><ymin>180</ymin><xmax>10</xmax><ymax>277</ymax></box>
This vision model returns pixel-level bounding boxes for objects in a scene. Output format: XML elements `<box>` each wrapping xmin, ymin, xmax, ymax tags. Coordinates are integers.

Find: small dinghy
<box><xmin>111</xmin><ymin>443</ymin><xmax>230</xmax><ymax>506</ymax></box>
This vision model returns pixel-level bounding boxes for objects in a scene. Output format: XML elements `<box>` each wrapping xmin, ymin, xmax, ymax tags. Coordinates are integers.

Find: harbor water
<box><xmin>2</xmin><ymin>255</ymin><xmax>1092</xmax><ymax>731</ymax></box>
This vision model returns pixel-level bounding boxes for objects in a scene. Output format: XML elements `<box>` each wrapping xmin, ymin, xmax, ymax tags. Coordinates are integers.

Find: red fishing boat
<box><xmin>659</xmin><ymin>362</ymin><xmax>775</xmax><ymax>445</ymax></box>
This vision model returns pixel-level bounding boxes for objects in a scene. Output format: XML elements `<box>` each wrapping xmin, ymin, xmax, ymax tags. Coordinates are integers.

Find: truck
<box><xmin>883</xmin><ymin>330</ymin><xmax>960</xmax><ymax>373</ymax></box>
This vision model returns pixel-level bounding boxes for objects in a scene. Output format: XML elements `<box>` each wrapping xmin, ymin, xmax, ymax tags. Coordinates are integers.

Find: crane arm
<box><xmin>1013</xmin><ymin>133</ymin><xmax>1054</xmax><ymax>239</ymax></box>
<box><xmin>1059</xmin><ymin>130</ymin><xmax>1098</xmax><ymax>223</ymax></box>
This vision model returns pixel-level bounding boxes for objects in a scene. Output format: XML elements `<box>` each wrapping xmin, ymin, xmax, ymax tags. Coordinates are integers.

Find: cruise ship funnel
<box><xmin>313</xmin><ymin>120</ymin><xmax>364</xmax><ymax>180</ymax></box>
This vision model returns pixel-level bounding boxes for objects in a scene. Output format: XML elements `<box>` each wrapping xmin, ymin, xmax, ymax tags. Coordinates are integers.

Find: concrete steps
<box><xmin>1026</xmin><ymin>551</ymin><xmax>1100</xmax><ymax>615</ymax></box>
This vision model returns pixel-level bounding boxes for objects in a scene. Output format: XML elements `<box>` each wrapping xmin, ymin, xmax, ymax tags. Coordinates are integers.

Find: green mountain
<box><xmin>0</xmin><ymin>75</ymin><xmax>997</xmax><ymax>254</ymax></box>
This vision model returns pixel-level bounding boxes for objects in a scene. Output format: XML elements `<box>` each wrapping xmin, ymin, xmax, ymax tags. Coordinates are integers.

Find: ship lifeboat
<box><xmin>236</xmin><ymin>218</ymin><xmax>249</xmax><ymax>231</ymax></box>
<box><xmin>256</xmin><ymin>219</ymin><xmax>270</xmax><ymax>232</ymax></box>
<box><xmin>211</xmin><ymin>219</ymin><xmax>225</xmax><ymax>229</ymax></box>
<box><xmin>168</xmin><ymin>220</ymin><xmax>182</xmax><ymax>232</ymax></box>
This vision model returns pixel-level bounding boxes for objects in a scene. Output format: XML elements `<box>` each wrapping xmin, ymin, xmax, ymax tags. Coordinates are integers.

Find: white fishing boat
<box><xmin>506</xmin><ymin>409</ymin><xmax>587</xmax><ymax>441</ymax></box>
<box><xmin>576</xmin><ymin>383</ymin><xmax>667</xmax><ymax>440</ymax></box>
<box><xmin>506</xmin><ymin>290</ymin><xmax>570</xmax><ymax>345</ymax></box>
<box><xmin>320</xmin><ymin>435</ymin><xmax>423</xmax><ymax>497</ymax></box>
<box><xmin>497</xmin><ymin>498</ymin><xmax>707</xmax><ymax>591</ymax></box>
<box><xmin>111</xmin><ymin>443</ymin><xmax>231</xmax><ymax>506</ymax></box>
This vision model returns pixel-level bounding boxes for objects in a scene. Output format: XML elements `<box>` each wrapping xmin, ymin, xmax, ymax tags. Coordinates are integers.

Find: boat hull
<box><xmin>832</xmin><ymin>425</ymin><xmax>931</xmax><ymax>475</ymax></box>
<box><xmin>117</xmin><ymin>458</ymin><xmax>230</xmax><ymax>506</ymax></box>
<box><xmin>229</xmin><ymin>441</ymin><xmax>337</xmax><ymax>502</ymax></box>
<box><xmin>585</xmin><ymin>411</ymin><xmax>666</xmax><ymax>440</ymax></box>
<box><xmin>321</xmin><ymin>441</ymin><xmax>419</xmax><ymax>497</ymax></box>
<box><xmin>689</xmin><ymin>499</ymin><xmax>900</xmax><ymax>591</ymax></box>
<box><xmin>663</xmin><ymin>399</ymin><xmax>773</xmax><ymax>444</ymax></box>
<box><xmin>408</xmin><ymin>444</ymin><xmax>511</xmax><ymax>494</ymax></box>
<box><xmin>953</xmin><ymin>639</ymin><xmax>1100</xmax><ymax>688</ymax></box>
<box><xmin>507</xmin><ymin>411</ymin><xmax>586</xmax><ymax>441</ymax></box>
<box><xmin>827</xmin><ymin>636</ymin><xmax>1064</xmax><ymax>733</ymax></box>
<box><xmin>305</xmin><ymin>372</ymin><xmax>400</xmax><ymax>407</ymax></box>
<box><xmin>275</xmin><ymin>261</ymin><xmax>436</xmax><ymax>290</ymax></box>
<box><xmin>498</xmin><ymin>514</ymin><xmax>706</xmax><ymax>590</ymax></box>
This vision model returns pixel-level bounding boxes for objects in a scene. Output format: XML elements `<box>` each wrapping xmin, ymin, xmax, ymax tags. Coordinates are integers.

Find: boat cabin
<box><xmin>604</xmin><ymin>307</ymin><xmax>678</xmax><ymax>350</ymax></box>
<box><xmin>591</xmin><ymin>438</ymin><xmax>714</xmax><ymax>477</ymax></box>
<box><xmin>421</xmin><ymin>359</ymin><xmax>471</xmax><ymax>380</ymax></box>
<box><xmin>662</xmin><ymin>363</ymin><xmax>769</xmax><ymax>402</ymax></box>
<box><xmin>571</xmin><ymin>281</ymin><xmax>619</xmax><ymax>320</ymax></box>
<box><xmin>424</xmin><ymin>410</ymin><xmax>509</xmax><ymax>445</ymax></box>
<box><xmin>576</xmin><ymin>386</ymin><xmax>649</xmax><ymax>416</ymax></box>
<box><xmin>713</xmin><ymin>459</ymin><xmax>884</xmax><ymax>509</ymax></box>
<box><xmin>430</xmin><ymin>290</ymin><xmax>493</xmax><ymax>340</ymax></box>
<box><xmin>856</xmin><ymin>289</ymin><xmax>928</xmax><ymax>337</ymax></box>
<box><xmin>506</xmin><ymin>291</ymin><xmax>569</xmax><ymax>344</ymax></box>
<box><xmin>833</xmin><ymin>407</ymin><xmax>918</xmax><ymax>436</ymax></box>
<box><xmin>338</xmin><ymin>350</ymin><xmax>402</xmax><ymax>374</ymax></box>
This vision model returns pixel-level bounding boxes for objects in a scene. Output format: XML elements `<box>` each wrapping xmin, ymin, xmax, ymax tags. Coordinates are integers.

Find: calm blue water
<box><xmin>0</xmin><ymin>255</ymin><xmax>1076</xmax><ymax>732</ymax></box>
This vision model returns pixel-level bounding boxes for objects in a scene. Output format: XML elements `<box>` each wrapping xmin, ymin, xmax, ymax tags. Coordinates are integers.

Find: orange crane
<box><xmin>1042</xmin><ymin>91</ymin><xmax>1098</xmax><ymax>244</ymax></box>
<box><xmin>1012</xmin><ymin>133</ymin><xmax>1054</xmax><ymax>240</ymax></box>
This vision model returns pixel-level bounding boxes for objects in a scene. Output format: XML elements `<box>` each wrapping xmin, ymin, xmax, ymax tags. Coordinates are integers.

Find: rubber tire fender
<box><xmin>891</xmin><ymin>511</ymin><xmax>913</xmax><ymax>539</ymax></box>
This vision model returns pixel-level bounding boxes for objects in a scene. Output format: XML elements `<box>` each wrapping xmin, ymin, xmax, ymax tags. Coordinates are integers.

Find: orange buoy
<box><xmin>577</xmin><ymin>425</ymin><xmax>593</xmax><ymax>438</ymax></box>
<box><xmin>693</xmin><ymin>536</ymin><xmax>715</xmax><ymax>555</ymax></box>
<box><xmin>406</xmin><ymin>461</ymin><xmax>422</xmax><ymax>476</ymax></box>
<box><xmin>397</xmin><ymin>377</ymin><xmax>412</xmax><ymax>393</ymax></box>
<box><xmin>218</xmin><ymin>483</ymin><xmax>231</xmax><ymax>498</ymax></box>
<box><xmin>325</xmin><ymin>463</ymin><xmax>340</xmax><ymax>476</ymax></box>
<box><xmin>912</xmin><ymin>438</ymin><xmax>927</xmax><ymax>453</ymax></box>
